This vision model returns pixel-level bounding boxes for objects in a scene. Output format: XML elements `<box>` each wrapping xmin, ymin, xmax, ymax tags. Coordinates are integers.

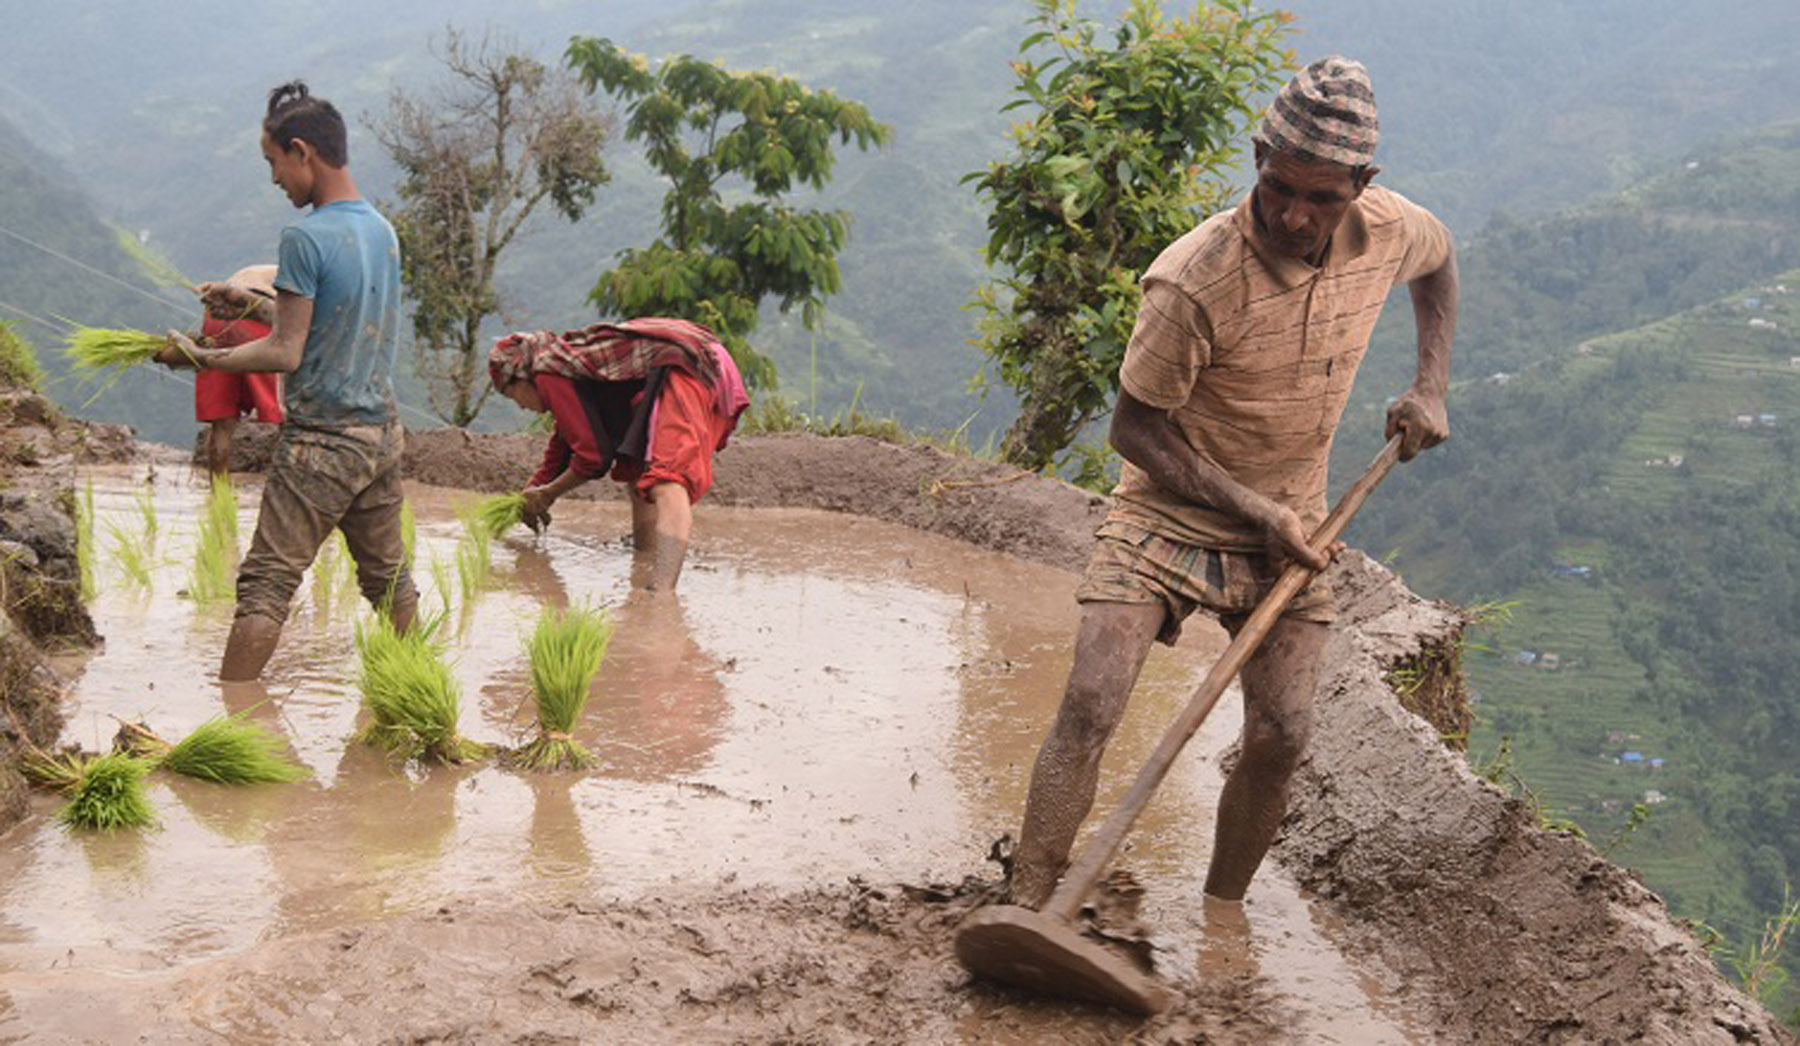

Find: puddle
<box><xmin>0</xmin><ymin>462</ymin><xmax>1423</xmax><ymax>1043</ymax></box>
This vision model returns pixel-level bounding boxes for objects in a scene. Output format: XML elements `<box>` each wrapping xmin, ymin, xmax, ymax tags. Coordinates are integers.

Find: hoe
<box><xmin>955</xmin><ymin>435</ymin><xmax>1404</xmax><ymax>1014</ymax></box>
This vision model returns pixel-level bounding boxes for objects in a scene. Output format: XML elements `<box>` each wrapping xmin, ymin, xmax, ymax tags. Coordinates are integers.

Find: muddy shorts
<box><xmin>1074</xmin><ymin>519</ymin><xmax>1337</xmax><ymax>645</ymax></box>
<box><xmin>236</xmin><ymin>422</ymin><xmax>416</xmax><ymax>624</ymax></box>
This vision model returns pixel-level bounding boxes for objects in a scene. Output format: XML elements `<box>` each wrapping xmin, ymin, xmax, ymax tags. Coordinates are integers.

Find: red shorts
<box><xmin>611</xmin><ymin>370</ymin><xmax>727</xmax><ymax>503</ymax></box>
<box><xmin>195</xmin><ymin>370</ymin><xmax>284</xmax><ymax>423</ymax></box>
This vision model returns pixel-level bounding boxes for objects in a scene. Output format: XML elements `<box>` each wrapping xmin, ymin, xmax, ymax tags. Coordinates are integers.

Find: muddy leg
<box><xmin>220</xmin><ymin>613</ymin><xmax>284</xmax><ymax>682</ymax></box>
<box><xmin>1203</xmin><ymin>615</ymin><xmax>1327</xmax><ymax>901</ymax></box>
<box><xmin>631</xmin><ymin>483</ymin><xmax>692</xmax><ymax>592</ymax></box>
<box><xmin>206</xmin><ymin>418</ymin><xmax>238</xmax><ymax>478</ymax></box>
<box><xmin>1010</xmin><ymin>601</ymin><xmax>1165</xmax><ymax>909</ymax></box>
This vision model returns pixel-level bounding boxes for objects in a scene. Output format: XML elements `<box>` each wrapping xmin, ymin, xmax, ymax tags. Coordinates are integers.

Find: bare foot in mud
<box><xmin>1196</xmin><ymin>894</ymin><xmax>1259</xmax><ymax>982</ymax></box>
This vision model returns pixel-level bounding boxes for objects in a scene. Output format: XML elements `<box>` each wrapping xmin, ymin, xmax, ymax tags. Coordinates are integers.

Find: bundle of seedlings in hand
<box><xmin>55</xmin><ymin>752</ymin><xmax>157</xmax><ymax>832</ymax></box>
<box><xmin>508</xmin><ymin>605</ymin><xmax>614</xmax><ymax>772</ymax></box>
<box><xmin>467</xmin><ymin>493</ymin><xmax>527</xmax><ymax>541</ymax></box>
<box><xmin>62</xmin><ymin>326</ymin><xmax>176</xmax><ymax>375</ymax></box>
<box><xmin>354</xmin><ymin>614</ymin><xmax>488</xmax><ymax>764</ymax></box>
<box><xmin>115</xmin><ymin>713</ymin><xmax>307</xmax><ymax>785</ymax></box>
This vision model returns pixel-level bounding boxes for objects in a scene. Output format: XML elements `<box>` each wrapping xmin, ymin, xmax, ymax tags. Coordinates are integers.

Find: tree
<box><xmin>564</xmin><ymin>38</ymin><xmax>890</xmax><ymax>388</ymax></box>
<box><xmin>969</xmin><ymin>0</ymin><xmax>1291</xmax><ymax>470</ymax></box>
<box><xmin>376</xmin><ymin>29</ymin><xmax>612</xmax><ymax>427</ymax></box>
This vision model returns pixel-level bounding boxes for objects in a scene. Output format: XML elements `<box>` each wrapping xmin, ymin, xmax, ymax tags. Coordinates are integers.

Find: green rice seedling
<box><xmin>467</xmin><ymin>493</ymin><xmax>526</xmax><ymax>541</ymax></box>
<box><xmin>105</xmin><ymin>517</ymin><xmax>153</xmax><ymax>590</ymax></box>
<box><xmin>155</xmin><ymin>712</ymin><xmax>308</xmax><ymax>785</ymax></box>
<box><xmin>400</xmin><ymin>498</ymin><xmax>417</xmax><ymax>568</ymax></box>
<box><xmin>354</xmin><ymin>614</ymin><xmax>488</xmax><ymax>764</ymax></box>
<box><xmin>508</xmin><ymin>605</ymin><xmax>614</xmax><ymax>772</ymax></box>
<box><xmin>76</xmin><ymin>479</ymin><xmax>97</xmax><ymax>601</ymax></box>
<box><xmin>427</xmin><ymin>551</ymin><xmax>454</xmax><ymax>617</ymax></box>
<box><xmin>63</xmin><ymin>326</ymin><xmax>170</xmax><ymax>374</ymax></box>
<box><xmin>135</xmin><ymin>485</ymin><xmax>158</xmax><ymax>545</ymax></box>
<box><xmin>55</xmin><ymin>752</ymin><xmax>157</xmax><ymax>832</ymax></box>
<box><xmin>454</xmin><ymin>510</ymin><xmax>491</xmax><ymax>602</ymax></box>
<box><xmin>189</xmin><ymin>474</ymin><xmax>239</xmax><ymax>605</ymax></box>
<box><xmin>311</xmin><ymin>531</ymin><xmax>357</xmax><ymax>615</ymax></box>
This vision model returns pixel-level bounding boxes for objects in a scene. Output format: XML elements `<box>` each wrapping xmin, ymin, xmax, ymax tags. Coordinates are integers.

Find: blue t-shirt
<box><xmin>273</xmin><ymin>200</ymin><xmax>402</xmax><ymax>427</ymax></box>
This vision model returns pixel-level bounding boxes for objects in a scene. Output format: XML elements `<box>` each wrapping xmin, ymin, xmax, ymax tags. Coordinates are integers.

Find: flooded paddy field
<box><xmin>0</xmin><ymin>460</ymin><xmax>1426</xmax><ymax>1043</ymax></box>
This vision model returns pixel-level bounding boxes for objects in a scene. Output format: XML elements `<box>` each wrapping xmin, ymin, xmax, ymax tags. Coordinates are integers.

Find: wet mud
<box><xmin>0</xmin><ymin>433</ymin><xmax>1789</xmax><ymax>1044</ymax></box>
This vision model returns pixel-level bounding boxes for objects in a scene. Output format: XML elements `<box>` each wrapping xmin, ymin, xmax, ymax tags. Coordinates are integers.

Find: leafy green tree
<box><xmin>969</xmin><ymin>0</ymin><xmax>1291</xmax><ymax>470</ymax></box>
<box><xmin>564</xmin><ymin>38</ymin><xmax>890</xmax><ymax>388</ymax></box>
<box><xmin>376</xmin><ymin>29</ymin><xmax>612</xmax><ymax>426</ymax></box>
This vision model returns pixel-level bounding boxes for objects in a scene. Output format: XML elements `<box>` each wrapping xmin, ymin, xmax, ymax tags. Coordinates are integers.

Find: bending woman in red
<box><xmin>487</xmin><ymin>318</ymin><xmax>749</xmax><ymax>591</ymax></box>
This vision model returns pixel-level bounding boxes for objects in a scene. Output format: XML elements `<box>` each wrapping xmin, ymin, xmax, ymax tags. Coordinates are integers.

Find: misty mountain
<box><xmin>4</xmin><ymin>0</ymin><xmax>1798</xmax><ymax>440</ymax></box>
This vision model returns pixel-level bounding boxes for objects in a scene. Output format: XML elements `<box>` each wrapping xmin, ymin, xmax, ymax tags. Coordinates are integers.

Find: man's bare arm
<box><xmin>1109</xmin><ymin>390</ymin><xmax>1329</xmax><ymax>570</ymax></box>
<box><xmin>160</xmin><ymin>291</ymin><xmax>311</xmax><ymax>374</ymax></box>
<box><xmin>1386</xmin><ymin>248</ymin><xmax>1458</xmax><ymax>460</ymax></box>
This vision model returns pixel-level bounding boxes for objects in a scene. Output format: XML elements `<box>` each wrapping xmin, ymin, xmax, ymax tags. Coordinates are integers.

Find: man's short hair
<box><xmin>264</xmin><ymin>81</ymin><xmax>348</xmax><ymax>168</ymax></box>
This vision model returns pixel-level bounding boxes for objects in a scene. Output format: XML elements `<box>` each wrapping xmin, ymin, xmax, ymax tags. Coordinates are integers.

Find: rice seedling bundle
<box><xmin>62</xmin><ymin>326</ymin><xmax>172</xmax><ymax>375</ymax></box>
<box><xmin>508</xmin><ymin>605</ymin><xmax>614</xmax><ymax>772</ymax></box>
<box><xmin>467</xmin><ymin>493</ymin><xmax>526</xmax><ymax>541</ymax></box>
<box><xmin>355</xmin><ymin>615</ymin><xmax>488</xmax><ymax>764</ymax></box>
<box><xmin>55</xmin><ymin>752</ymin><xmax>156</xmax><ymax>831</ymax></box>
<box><xmin>156</xmin><ymin>712</ymin><xmax>308</xmax><ymax>785</ymax></box>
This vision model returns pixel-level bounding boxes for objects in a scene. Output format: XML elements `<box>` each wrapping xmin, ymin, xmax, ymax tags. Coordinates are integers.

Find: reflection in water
<box><xmin>591</xmin><ymin>593</ymin><xmax>728</xmax><ymax>780</ymax></box>
<box><xmin>0</xmin><ymin>466</ymin><xmax>1423</xmax><ymax>1044</ymax></box>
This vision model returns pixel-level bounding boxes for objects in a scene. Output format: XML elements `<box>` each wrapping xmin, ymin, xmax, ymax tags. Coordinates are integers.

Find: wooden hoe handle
<box><xmin>1044</xmin><ymin>435</ymin><xmax>1405</xmax><ymax>921</ymax></box>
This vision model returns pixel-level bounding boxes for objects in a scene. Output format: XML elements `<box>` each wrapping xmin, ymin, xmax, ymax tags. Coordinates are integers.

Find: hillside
<box><xmin>0</xmin><ymin>116</ymin><xmax>201</xmax><ymax>444</ymax></box>
<box><xmin>5</xmin><ymin>0</ymin><xmax>1800</xmax><ymax>439</ymax></box>
<box><xmin>1349</xmin><ymin>266</ymin><xmax>1800</xmax><ymax>1019</ymax></box>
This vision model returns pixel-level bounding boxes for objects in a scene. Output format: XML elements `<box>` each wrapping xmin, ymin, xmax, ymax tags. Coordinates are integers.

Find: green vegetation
<box><xmin>189</xmin><ymin>474</ymin><xmax>239</xmax><ymax>606</ymax></box>
<box><xmin>509</xmin><ymin>605</ymin><xmax>614</xmax><ymax>771</ymax></box>
<box><xmin>355</xmin><ymin>614</ymin><xmax>489</xmax><ymax>764</ymax></box>
<box><xmin>566</xmin><ymin>35</ymin><xmax>891</xmax><ymax>388</ymax></box>
<box><xmin>62</xmin><ymin>325</ymin><xmax>172</xmax><ymax>374</ymax></box>
<box><xmin>54</xmin><ymin>752</ymin><xmax>156</xmax><ymax>832</ymax></box>
<box><xmin>104</xmin><ymin>517</ymin><xmax>153</xmax><ymax>590</ymax></box>
<box><xmin>152</xmin><ymin>713</ymin><xmax>309</xmax><ymax>786</ymax></box>
<box><xmin>454</xmin><ymin>505</ymin><xmax>493</xmax><ymax>601</ymax></box>
<box><xmin>968</xmin><ymin>0</ymin><xmax>1289</xmax><ymax>469</ymax></box>
<box><xmin>0</xmin><ymin>320</ymin><xmax>45</xmax><ymax>390</ymax></box>
<box><xmin>466</xmin><ymin>493</ymin><xmax>526</xmax><ymax>542</ymax></box>
<box><xmin>400</xmin><ymin>498</ymin><xmax>417</xmax><ymax>568</ymax></box>
<box><xmin>75</xmin><ymin>479</ymin><xmax>96</xmax><ymax>601</ymax></box>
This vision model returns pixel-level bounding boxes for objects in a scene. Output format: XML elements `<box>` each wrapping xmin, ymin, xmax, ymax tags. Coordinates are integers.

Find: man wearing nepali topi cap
<box><xmin>1006</xmin><ymin>56</ymin><xmax>1459</xmax><ymax>909</ymax></box>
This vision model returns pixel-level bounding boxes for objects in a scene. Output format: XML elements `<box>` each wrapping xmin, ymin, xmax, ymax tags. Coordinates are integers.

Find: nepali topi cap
<box><xmin>1254</xmin><ymin>56</ymin><xmax>1379</xmax><ymax>168</ymax></box>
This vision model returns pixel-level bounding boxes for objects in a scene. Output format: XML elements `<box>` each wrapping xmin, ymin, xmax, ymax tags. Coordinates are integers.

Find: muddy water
<box><xmin>0</xmin><ymin>463</ymin><xmax>1422</xmax><ymax>1043</ymax></box>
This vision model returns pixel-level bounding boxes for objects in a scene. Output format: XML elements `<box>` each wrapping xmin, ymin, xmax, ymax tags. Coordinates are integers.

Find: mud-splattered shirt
<box><xmin>273</xmin><ymin>200</ymin><xmax>401</xmax><ymax>428</ymax></box>
<box><xmin>1111</xmin><ymin>184</ymin><xmax>1452</xmax><ymax>550</ymax></box>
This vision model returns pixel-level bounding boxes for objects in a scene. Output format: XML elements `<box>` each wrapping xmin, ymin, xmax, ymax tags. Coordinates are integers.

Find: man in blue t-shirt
<box><xmin>159</xmin><ymin>81</ymin><xmax>417</xmax><ymax>681</ymax></box>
